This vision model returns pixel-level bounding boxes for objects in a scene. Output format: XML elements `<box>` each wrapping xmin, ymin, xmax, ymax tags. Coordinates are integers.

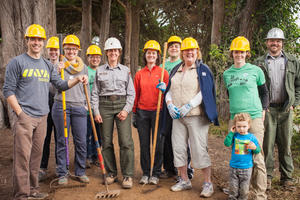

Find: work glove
<box><xmin>167</xmin><ymin>103</ymin><xmax>180</xmax><ymax>119</ymax></box>
<box><xmin>156</xmin><ymin>80</ymin><xmax>166</xmax><ymax>92</ymax></box>
<box><xmin>132</xmin><ymin>113</ymin><xmax>137</xmax><ymax>128</ymax></box>
<box><xmin>179</xmin><ymin>103</ymin><xmax>192</xmax><ymax>118</ymax></box>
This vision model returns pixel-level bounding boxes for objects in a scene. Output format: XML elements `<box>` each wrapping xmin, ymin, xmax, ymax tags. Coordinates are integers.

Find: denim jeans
<box><xmin>52</xmin><ymin>102</ymin><xmax>87</xmax><ymax>177</ymax></box>
<box><xmin>86</xmin><ymin>115</ymin><xmax>101</xmax><ymax>160</ymax></box>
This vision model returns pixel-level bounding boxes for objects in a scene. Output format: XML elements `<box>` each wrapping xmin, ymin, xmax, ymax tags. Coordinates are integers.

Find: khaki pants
<box><xmin>229</xmin><ymin>118</ymin><xmax>267</xmax><ymax>200</ymax></box>
<box><xmin>12</xmin><ymin>112</ymin><xmax>47</xmax><ymax>200</ymax></box>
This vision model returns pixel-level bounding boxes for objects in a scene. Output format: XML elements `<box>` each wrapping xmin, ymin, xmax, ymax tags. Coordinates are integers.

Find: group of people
<box><xmin>3</xmin><ymin>23</ymin><xmax>299</xmax><ymax>200</ymax></box>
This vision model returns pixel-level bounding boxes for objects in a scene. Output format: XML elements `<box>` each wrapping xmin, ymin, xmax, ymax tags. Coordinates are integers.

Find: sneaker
<box><xmin>149</xmin><ymin>176</ymin><xmax>159</xmax><ymax>185</ymax></box>
<box><xmin>170</xmin><ymin>179</ymin><xmax>192</xmax><ymax>192</ymax></box>
<box><xmin>28</xmin><ymin>192</ymin><xmax>48</xmax><ymax>199</ymax></box>
<box><xmin>267</xmin><ymin>179</ymin><xmax>272</xmax><ymax>190</ymax></box>
<box><xmin>58</xmin><ymin>177</ymin><xmax>68</xmax><ymax>185</ymax></box>
<box><xmin>122</xmin><ymin>177</ymin><xmax>133</xmax><ymax>189</ymax></box>
<box><xmin>200</xmin><ymin>182</ymin><xmax>214</xmax><ymax>198</ymax></box>
<box><xmin>78</xmin><ymin>175</ymin><xmax>89</xmax><ymax>183</ymax></box>
<box><xmin>38</xmin><ymin>169</ymin><xmax>47</xmax><ymax>182</ymax></box>
<box><xmin>105</xmin><ymin>174</ymin><xmax>118</xmax><ymax>185</ymax></box>
<box><xmin>139</xmin><ymin>176</ymin><xmax>149</xmax><ymax>184</ymax></box>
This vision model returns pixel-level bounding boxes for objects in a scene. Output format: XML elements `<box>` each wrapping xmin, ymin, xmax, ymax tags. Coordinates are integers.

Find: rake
<box><xmin>83</xmin><ymin>84</ymin><xmax>120</xmax><ymax>199</ymax></box>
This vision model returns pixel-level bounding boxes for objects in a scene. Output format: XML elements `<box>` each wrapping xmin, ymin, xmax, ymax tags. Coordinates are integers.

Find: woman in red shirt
<box><xmin>133</xmin><ymin>40</ymin><xmax>169</xmax><ymax>185</ymax></box>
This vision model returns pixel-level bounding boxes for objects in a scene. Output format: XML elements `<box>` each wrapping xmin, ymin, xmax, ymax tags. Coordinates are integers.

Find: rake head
<box><xmin>95</xmin><ymin>190</ymin><xmax>120</xmax><ymax>199</ymax></box>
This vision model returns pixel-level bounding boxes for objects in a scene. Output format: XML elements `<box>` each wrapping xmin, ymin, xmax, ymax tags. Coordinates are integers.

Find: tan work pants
<box><xmin>12</xmin><ymin>112</ymin><xmax>47</xmax><ymax>200</ymax></box>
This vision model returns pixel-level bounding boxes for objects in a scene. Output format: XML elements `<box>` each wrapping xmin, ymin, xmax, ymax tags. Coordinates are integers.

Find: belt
<box><xmin>269</xmin><ymin>103</ymin><xmax>284</xmax><ymax>108</ymax></box>
<box><xmin>100</xmin><ymin>95</ymin><xmax>126</xmax><ymax>101</ymax></box>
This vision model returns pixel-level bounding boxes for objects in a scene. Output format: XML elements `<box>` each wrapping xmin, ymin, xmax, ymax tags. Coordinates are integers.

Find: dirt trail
<box><xmin>0</xmin><ymin>127</ymin><xmax>299</xmax><ymax>200</ymax></box>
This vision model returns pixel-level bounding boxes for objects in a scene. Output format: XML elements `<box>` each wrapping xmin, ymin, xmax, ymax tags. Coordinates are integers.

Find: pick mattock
<box><xmin>142</xmin><ymin>42</ymin><xmax>168</xmax><ymax>193</ymax></box>
<box><xmin>83</xmin><ymin>84</ymin><xmax>120</xmax><ymax>199</ymax></box>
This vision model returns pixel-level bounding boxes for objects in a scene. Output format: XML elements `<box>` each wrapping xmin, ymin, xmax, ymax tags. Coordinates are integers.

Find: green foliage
<box><xmin>209</xmin><ymin>120</ymin><xmax>228</xmax><ymax>137</ymax></box>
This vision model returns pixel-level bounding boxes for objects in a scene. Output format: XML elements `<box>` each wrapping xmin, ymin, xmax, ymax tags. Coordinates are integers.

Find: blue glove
<box><xmin>156</xmin><ymin>80</ymin><xmax>166</xmax><ymax>92</ymax></box>
<box><xmin>167</xmin><ymin>103</ymin><xmax>180</xmax><ymax>119</ymax></box>
<box><xmin>179</xmin><ymin>103</ymin><xmax>192</xmax><ymax>117</ymax></box>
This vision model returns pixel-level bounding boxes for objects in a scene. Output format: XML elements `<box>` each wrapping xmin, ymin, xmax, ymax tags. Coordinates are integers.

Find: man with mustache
<box><xmin>254</xmin><ymin>28</ymin><xmax>300</xmax><ymax>190</ymax></box>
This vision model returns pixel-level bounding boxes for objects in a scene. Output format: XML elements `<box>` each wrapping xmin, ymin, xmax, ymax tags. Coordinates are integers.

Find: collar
<box><xmin>178</xmin><ymin>63</ymin><xmax>196</xmax><ymax>72</ymax></box>
<box><xmin>267</xmin><ymin>51</ymin><xmax>285</xmax><ymax>60</ymax></box>
<box><xmin>105</xmin><ymin>63</ymin><xmax>121</xmax><ymax>70</ymax></box>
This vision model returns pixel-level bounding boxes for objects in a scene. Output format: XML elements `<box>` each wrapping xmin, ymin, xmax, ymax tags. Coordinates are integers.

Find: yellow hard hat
<box><xmin>63</xmin><ymin>34</ymin><xmax>80</xmax><ymax>48</ymax></box>
<box><xmin>181</xmin><ymin>37</ymin><xmax>199</xmax><ymax>51</ymax></box>
<box><xmin>46</xmin><ymin>36</ymin><xmax>59</xmax><ymax>49</ymax></box>
<box><xmin>167</xmin><ymin>36</ymin><xmax>182</xmax><ymax>44</ymax></box>
<box><xmin>24</xmin><ymin>24</ymin><xmax>46</xmax><ymax>39</ymax></box>
<box><xmin>143</xmin><ymin>40</ymin><xmax>161</xmax><ymax>54</ymax></box>
<box><xmin>86</xmin><ymin>45</ymin><xmax>102</xmax><ymax>55</ymax></box>
<box><xmin>230</xmin><ymin>36</ymin><xmax>250</xmax><ymax>51</ymax></box>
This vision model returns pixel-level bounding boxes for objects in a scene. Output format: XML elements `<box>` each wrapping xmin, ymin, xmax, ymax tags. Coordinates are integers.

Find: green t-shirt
<box><xmin>87</xmin><ymin>66</ymin><xmax>97</xmax><ymax>92</ymax></box>
<box><xmin>223</xmin><ymin>63</ymin><xmax>265</xmax><ymax>119</ymax></box>
<box><xmin>161</xmin><ymin>59</ymin><xmax>182</xmax><ymax>73</ymax></box>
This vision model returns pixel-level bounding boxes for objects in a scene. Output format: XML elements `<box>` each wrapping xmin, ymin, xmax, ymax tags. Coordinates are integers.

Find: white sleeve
<box><xmin>189</xmin><ymin>91</ymin><xmax>202</xmax><ymax>108</ymax></box>
<box><xmin>165</xmin><ymin>90</ymin><xmax>172</xmax><ymax>103</ymax></box>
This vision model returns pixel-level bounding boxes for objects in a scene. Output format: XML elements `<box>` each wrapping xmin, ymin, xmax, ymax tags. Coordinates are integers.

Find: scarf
<box><xmin>63</xmin><ymin>56</ymin><xmax>84</xmax><ymax>74</ymax></box>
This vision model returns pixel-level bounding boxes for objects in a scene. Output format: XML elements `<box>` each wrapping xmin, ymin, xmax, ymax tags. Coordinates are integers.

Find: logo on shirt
<box><xmin>234</xmin><ymin>138</ymin><xmax>250</xmax><ymax>155</ymax></box>
<box><xmin>22</xmin><ymin>68</ymin><xmax>50</xmax><ymax>82</ymax></box>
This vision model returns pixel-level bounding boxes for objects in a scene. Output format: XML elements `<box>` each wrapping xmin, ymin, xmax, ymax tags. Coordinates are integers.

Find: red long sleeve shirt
<box><xmin>133</xmin><ymin>65</ymin><xmax>169</xmax><ymax>113</ymax></box>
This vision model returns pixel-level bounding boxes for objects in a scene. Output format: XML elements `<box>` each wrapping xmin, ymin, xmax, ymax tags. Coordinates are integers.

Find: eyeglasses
<box><xmin>89</xmin><ymin>55</ymin><xmax>101</xmax><ymax>59</ymax></box>
<box><xmin>64</xmin><ymin>48</ymin><xmax>79</xmax><ymax>52</ymax></box>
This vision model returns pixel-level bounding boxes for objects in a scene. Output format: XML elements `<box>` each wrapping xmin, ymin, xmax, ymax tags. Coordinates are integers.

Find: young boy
<box><xmin>224</xmin><ymin>113</ymin><xmax>261</xmax><ymax>200</ymax></box>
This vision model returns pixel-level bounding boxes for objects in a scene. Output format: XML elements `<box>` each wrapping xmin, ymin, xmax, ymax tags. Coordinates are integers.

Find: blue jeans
<box><xmin>52</xmin><ymin>102</ymin><xmax>87</xmax><ymax>177</ymax></box>
<box><xmin>86</xmin><ymin>115</ymin><xmax>101</xmax><ymax>160</ymax></box>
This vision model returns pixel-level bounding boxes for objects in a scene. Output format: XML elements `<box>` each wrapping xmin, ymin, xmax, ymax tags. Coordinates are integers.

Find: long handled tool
<box><xmin>142</xmin><ymin>42</ymin><xmax>168</xmax><ymax>193</ymax></box>
<box><xmin>83</xmin><ymin>84</ymin><xmax>120</xmax><ymax>199</ymax></box>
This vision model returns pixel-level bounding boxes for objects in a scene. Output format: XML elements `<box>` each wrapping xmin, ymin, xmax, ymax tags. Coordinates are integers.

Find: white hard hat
<box><xmin>265</xmin><ymin>28</ymin><xmax>285</xmax><ymax>40</ymax></box>
<box><xmin>104</xmin><ymin>37</ymin><xmax>122</xmax><ymax>50</ymax></box>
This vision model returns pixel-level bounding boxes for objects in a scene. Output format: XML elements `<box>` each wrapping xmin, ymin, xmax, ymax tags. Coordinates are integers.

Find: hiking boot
<box><xmin>267</xmin><ymin>179</ymin><xmax>272</xmax><ymax>190</ymax></box>
<box><xmin>170</xmin><ymin>179</ymin><xmax>192</xmax><ymax>192</ymax></box>
<box><xmin>58</xmin><ymin>177</ymin><xmax>68</xmax><ymax>185</ymax></box>
<box><xmin>78</xmin><ymin>175</ymin><xmax>90</xmax><ymax>183</ymax></box>
<box><xmin>122</xmin><ymin>177</ymin><xmax>133</xmax><ymax>189</ymax></box>
<box><xmin>149</xmin><ymin>176</ymin><xmax>159</xmax><ymax>185</ymax></box>
<box><xmin>139</xmin><ymin>176</ymin><xmax>149</xmax><ymax>184</ymax></box>
<box><xmin>200</xmin><ymin>182</ymin><xmax>214</xmax><ymax>198</ymax></box>
<box><xmin>281</xmin><ymin>179</ymin><xmax>295</xmax><ymax>188</ymax></box>
<box><xmin>28</xmin><ymin>192</ymin><xmax>48</xmax><ymax>199</ymax></box>
<box><xmin>86</xmin><ymin>159</ymin><xmax>92</xmax><ymax>169</ymax></box>
<box><xmin>160</xmin><ymin>170</ymin><xmax>176</xmax><ymax>179</ymax></box>
<box><xmin>38</xmin><ymin>168</ymin><xmax>47</xmax><ymax>182</ymax></box>
<box><xmin>105</xmin><ymin>174</ymin><xmax>118</xmax><ymax>185</ymax></box>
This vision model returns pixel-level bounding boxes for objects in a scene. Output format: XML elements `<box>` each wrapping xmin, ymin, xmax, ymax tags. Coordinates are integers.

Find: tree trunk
<box><xmin>211</xmin><ymin>0</ymin><xmax>224</xmax><ymax>45</ymax></box>
<box><xmin>0</xmin><ymin>0</ymin><xmax>56</xmax><ymax>128</ymax></box>
<box><xmin>130</xmin><ymin>0</ymin><xmax>143</xmax><ymax>76</ymax></box>
<box><xmin>123</xmin><ymin>0</ymin><xmax>132</xmax><ymax>68</ymax></box>
<box><xmin>238</xmin><ymin>0</ymin><xmax>259</xmax><ymax>40</ymax></box>
<box><xmin>99</xmin><ymin>0</ymin><xmax>112</xmax><ymax>64</ymax></box>
<box><xmin>80</xmin><ymin>0</ymin><xmax>92</xmax><ymax>64</ymax></box>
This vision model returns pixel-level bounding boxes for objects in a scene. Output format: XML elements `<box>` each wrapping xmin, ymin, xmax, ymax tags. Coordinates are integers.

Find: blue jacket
<box><xmin>161</xmin><ymin>60</ymin><xmax>219</xmax><ymax>136</ymax></box>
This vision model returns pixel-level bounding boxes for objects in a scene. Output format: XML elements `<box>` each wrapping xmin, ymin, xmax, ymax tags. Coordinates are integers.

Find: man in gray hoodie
<box><xmin>3</xmin><ymin>24</ymin><xmax>88</xmax><ymax>200</ymax></box>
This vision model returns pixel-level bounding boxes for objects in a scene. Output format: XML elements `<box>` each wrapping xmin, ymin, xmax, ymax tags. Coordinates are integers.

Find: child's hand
<box><xmin>246</xmin><ymin>142</ymin><xmax>257</xmax><ymax>150</ymax></box>
<box><xmin>230</xmin><ymin>126</ymin><xmax>236</xmax><ymax>133</ymax></box>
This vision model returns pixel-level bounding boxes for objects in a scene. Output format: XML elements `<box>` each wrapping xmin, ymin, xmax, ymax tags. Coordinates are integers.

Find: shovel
<box><xmin>83</xmin><ymin>84</ymin><xmax>120</xmax><ymax>199</ymax></box>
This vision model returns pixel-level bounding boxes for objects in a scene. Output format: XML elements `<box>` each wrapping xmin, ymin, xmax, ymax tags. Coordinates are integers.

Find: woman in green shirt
<box><xmin>223</xmin><ymin>36</ymin><xmax>269</xmax><ymax>200</ymax></box>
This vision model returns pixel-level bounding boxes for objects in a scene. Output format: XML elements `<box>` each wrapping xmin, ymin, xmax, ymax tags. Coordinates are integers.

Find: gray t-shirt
<box><xmin>54</xmin><ymin>65</ymin><xmax>88</xmax><ymax>107</ymax></box>
<box><xmin>3</xmin><ymin>53</ymin><xmax>69</xmax><ymax>117</ymax></box>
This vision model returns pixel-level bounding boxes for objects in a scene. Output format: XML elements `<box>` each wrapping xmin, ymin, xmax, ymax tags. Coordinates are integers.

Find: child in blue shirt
<box><xmin>224</xmin><ymin>113</ymin><xmax>261</xmax><ymax>200</ymax></box>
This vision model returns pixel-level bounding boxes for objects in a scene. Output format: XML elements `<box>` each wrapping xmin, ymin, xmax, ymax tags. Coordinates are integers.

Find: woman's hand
<box><xmin>178</xmin><ymin>103</ymin><xmax>192</xmax><ymax>117</ymax></box>
<box><xmin>156</xmin><ymin>80</ymin><xmax>166</xmax><ymax>92</ymax></box>
<box><xmin>94</xmin><ymin>114</ymin><xmax>103</xmax><ymax>123</ymax></box>
<box><xmin>117</xmin><ymin>110</ymin><xmax>128</xmax><ymax>121</ymax></box>
<box><xmin>167</xmin><ymin>103</ymin><xmax>180</xmax><ymax>119</ymax></box>
<box><xmin>77</xmin><ymin>75</ymin><xmax>88</xmax><ymax>85</ymax></box>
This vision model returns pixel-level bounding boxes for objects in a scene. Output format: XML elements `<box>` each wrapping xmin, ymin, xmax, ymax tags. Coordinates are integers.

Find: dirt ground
<box><xmin>0</xmin><ymin>126</ymin><xmax>299</xmax><ymax>200</ymax></box>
